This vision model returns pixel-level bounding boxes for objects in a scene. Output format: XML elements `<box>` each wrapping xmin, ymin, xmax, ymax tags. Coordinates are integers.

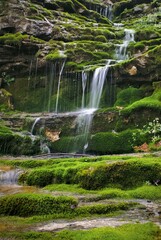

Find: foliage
<box><xmin>1</xmin><ymin>72</ymin><xmax>15</xmax><ymax>86</ymax></box>
<box><xmin>143</xmin><ymin>117</ymin><xmax>161</xmax><ymax>143</ymax></box>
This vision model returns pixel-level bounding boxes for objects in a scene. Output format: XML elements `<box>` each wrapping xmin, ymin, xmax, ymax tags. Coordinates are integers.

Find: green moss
<box><xmin>135</xmin><ymin>27</ymin><xmax>161</xmax><ymax>41</ymax></box>
<box><xmin>0</xmin><ymin>193</ymin><xmax>77</xmax><ymax>217</ymax></box>
<box><xmin>115</xmin><ymin>87</ymin><xmax>144</xmax><ymax>107</ymax></box>
<box><xmin>78</xmin><ymin>160</ymin><xmax>161</xmax><ymax>190</ymax></box>
<box><xmin>46</xmin><ymin>50</ymin><xmax>67</xmax><ymax>61</ymax></box>
<box><xmin>95</xmin><ymin>35</ymin><xmax>107</xmax><ymax>42</ymax></box>
<box><xmin>53</xmin><ymin>223</ymin><xmax>160</xmax><ymax>240</ymax></box>
<box><xmin>0</xmin><ymin>128</ymin><xmax>40</xmax><ymax>155</ymax></box>
<box><xmin>122</xmin><ymin>88</ymin><xmax>161</xmax><ymax>115</ymax></box>
<box><xmin>26</xmin><ymin>169</ymin><xmax>54</xmax><ymax>187</ymax></box>
<box><xmin>75</xmin><ymin>202</ymin><xmax>134</xmax><ymax>216</ymax></box>
<box><xmin>50</xmin><ymin>135</ymin><xmax>85</xmax><ymax>153</ymax></box>
<box><xmin>0</xmin><ymin>123</ymin><xmax>12</xmax><ymax>136</ymax></box>
<box><xmin>87</xmin><ymin>129</ymin><xmax>146</xmax><ymax>155</ymax></box>
<box><xmin>0</xmin><ymin>32</ymin><xmax>28</xmax><ymax>46</ymax></box>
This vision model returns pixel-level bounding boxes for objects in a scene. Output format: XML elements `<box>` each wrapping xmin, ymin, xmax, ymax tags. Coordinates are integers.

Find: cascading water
<box><xmin>81</xmin><ymin>71</ymin><xmax>88</xmax><ymax>109</ymax></box>
<box><xmin>47</xmin><ymin>63</ymin><xmax>55</xmax><ymax>112</ymax></box>
<box><xmin>0</xmin><ymin>169</ymin><xmax>23</xmax><ymax>185</ymax></box>
<box><xmin>31</xmin><ymin>117</ymin><xmax>41</xmax><ymax>135</ymax></box>
<box><xmin>75</xmin><ymin>60</ymin><xmax>111</xmax><ymax>152</ymax></box>
<box><xmin>55</xmin><ymin>60</ymin><xmax>66</xmax><ymax>113</ymax></box>
<box><xmin>115</xmin><ymin>29</ymin><xmax>135</xmax><ymax>60</ymax></box>
<box><xmin>74</xmin><ymin>28</ymin><xmax>135</xmax><ymax>153</ymax></box>
<box><xmin>89</xmin><ymin>61</ymin><xmax>111</xmax><ymax>109</ymax></box>
<box><xmin>31</xmin><ymin>117</ymin><xmax>51</xmax><ymax>154</ymax></box>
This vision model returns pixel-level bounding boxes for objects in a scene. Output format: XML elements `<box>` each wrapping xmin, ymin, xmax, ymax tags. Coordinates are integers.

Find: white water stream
<box><xmin>75</xmin><ymin>28</ymin><xmax>135</xmax><ymax>152</ymax></box>
<box><xmin>55</xmin><ymin>60</ymin><xmax>66</xmax><ymax>113</ymax></box>
<box><xmin>31</xmin><ymin>117</ymin><xmax>41</xmax><ymax>135</ymax></box>
<box><xmin>115</xmin><ymin>29</ymin><xmax>135</xmax><ymax>60</ymax></box>
<box><xmin>81</xmin><ymin>71</ymin><xmax>88</xmax><ymax>109</ymax></box>
<box><xmin>0</xmin><ymin>169</ymin><xmax>23</xmax><ymax>185</ymax></box>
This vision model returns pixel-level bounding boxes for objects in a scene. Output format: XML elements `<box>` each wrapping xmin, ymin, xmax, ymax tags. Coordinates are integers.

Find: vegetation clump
<box><xmin>78</xmin><ymin>161</ymin><xmax>161</xmax><ymax>190</ymax></box>
<box><xmin>0</xmin><ymin>193</ymin><xmax>78</xmax><ymax>217</ymax></box>
<box><xmin>0</xmin><ymin>32</ymin><xmax>28</xmax><ymax>47</ymax></box>
<box><xmin>87</xmin><ymin>129</ymin><xmax>146</xmax><ymax>154</ymax></box>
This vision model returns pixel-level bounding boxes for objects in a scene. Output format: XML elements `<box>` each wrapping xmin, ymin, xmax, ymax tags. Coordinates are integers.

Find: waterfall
<box><xmin>97</xmin><ymin>4</ymin><xmax>113</xmax><ymax>20</ymax></box>
<box><xmin>28</xmin><ymin>59</ymin><xmax>33</xmax><ymax>86</ymax></box>
<box><xmin>89</xmin><ymin>61</ymin><xmax>111</xmax><ymax>109</ymax></box>
<box><xmin>47</xmin><ymin>63</ymin><xmax>55</xmax><ymax>112</ymax></box>
<box><xmin>115</xmin><ymin>29</ymin><xmax>135</xmax><ymax>60</ymax></box>
<box><xmin>34</xmin><ymin>58</ymin><xmax>38</xmax><ymax>87</ymax></box>
<box><xmin>81</xmin><ymin>71</ymin><xmax>87</xmax><ymax>109</ymax></box>
<box><xmin>40</xmin><ymin>142</ymin><xmax>51</xmax><ymax>154</ymax></box>
<box><xmin>107</xmin><ymin>5</ymin><xmax>113</xmax><ymax>21</ymax></box>
<box><xmin>0</xmin><ymin>169</ymin><xmax>23</xmax><ymax>185</ymax></box>
<box><xmin>74</xmin><ymin>28</ymin><xmax>135</xmax><ymax>153</ymax></box>
<box><xmin>75</xmin><ymin>60</ymin><xmax>111</xmax><ymax>152</ymax></box>
<box><xmin>55</xmin><ymin>60</ymin><xmax>66</xmax><ymax>113</ymax></box>
<box><xmin>31</xmin><ymin>117</ymin><xmax>41</xmax><ymax>135</ymax></box>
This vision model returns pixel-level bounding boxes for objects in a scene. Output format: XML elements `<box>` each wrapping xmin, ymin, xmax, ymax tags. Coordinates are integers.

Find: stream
<box><xmin>0</xmin><ymin>166</ymin><xmax>161</xmax><ymax>232</ymax></box>
<box><xmin>36</xmin><ymin>199</ymin><xmax>161</xmax><ymax>232</ymax></box>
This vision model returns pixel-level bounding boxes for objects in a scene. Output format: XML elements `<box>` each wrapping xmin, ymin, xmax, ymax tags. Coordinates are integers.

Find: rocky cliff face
<box><xmin>1</xmin><ymin>0</ymin><xmax>161</xmax><ymax>155</ymax></box>
<box><xmin>0</xmin><ymin>0</ymin><xmax>161</xmax><ymax>111</ymax></box>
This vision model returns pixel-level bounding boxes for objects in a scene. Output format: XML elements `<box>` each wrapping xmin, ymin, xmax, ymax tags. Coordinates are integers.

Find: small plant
<box><xmin>143</xmin><ymin>118</ymin><xmax>161</xmax><ymax>142</ymax></box>
<box><xmin>2</xmin><ymin>72</ymin><xmax>15</xmax><ymax>86</ymax></box>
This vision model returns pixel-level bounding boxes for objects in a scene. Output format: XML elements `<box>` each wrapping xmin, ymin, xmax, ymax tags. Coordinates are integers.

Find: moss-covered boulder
<box><xmin>0</xmin><ymin>123</ymin><xmax>40</xmax><ymax>155</ymax></box>
<box><xmin>0</xmin><ymin>193</ymin><xmax>78</xmax><ymax>216</ymax></box>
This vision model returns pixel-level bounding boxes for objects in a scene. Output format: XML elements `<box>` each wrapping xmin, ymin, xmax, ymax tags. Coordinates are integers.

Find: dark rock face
<box><xmin>1</xmin><ymin>0</ymin><xmax>161</xmax><ymax>154</ymax></box>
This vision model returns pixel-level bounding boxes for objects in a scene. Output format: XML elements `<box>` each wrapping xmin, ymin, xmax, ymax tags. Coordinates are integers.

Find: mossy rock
<box><xmin>0</xmin><ymin>193</ymin><xmax>78</xmax><ymax>217</ymax></box>
<box><xmin>26</xmin><ymin>169</ymin><xmax>54</xmax><ymax>187</ymax></box>
<box><xmin>46</xmin><ymin>50</ymin><xmax>67</xmax><ymax>61</ymax></box>
<box><xmin>49</xmin><ymin>135</ymin><xmax>86</xmax><ymax>153</ymax></box>
<box><xmin>0</xmin><ymin>32</ymin><xmax>28</xmax><ymax>47</ymax></box>
<box><xmin>0</xmin><ymin>128</ymin><xmax>40</xmax><ymax>155</ymax></box>
<box><xmin>87</xmin><ymin>129</ymin><xmax>146</xmax><ymax>155</ymax></box>
<box><xmin>78</xmin><ymin>161</ymin><xmax>161</xmax><ymax>190</ymax></box>
<box><xmin>122</xmin><ymin>88</ymin><xmax>161</xmax><ymax>116</ymax></box>
<box><xmin>114</xmin><ymin>87</ymin><xmax>144</xmax><ymax>107</ymax></box>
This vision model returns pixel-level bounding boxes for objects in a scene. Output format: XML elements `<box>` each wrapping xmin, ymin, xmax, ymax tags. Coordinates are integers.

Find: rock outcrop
<box><xmin>1</xmin><ymin>0</ymin><xmax>161</xmax><ymax>154</ymax></box>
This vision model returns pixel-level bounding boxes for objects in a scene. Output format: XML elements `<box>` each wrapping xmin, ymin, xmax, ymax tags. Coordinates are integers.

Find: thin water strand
<box><xmin>81</xmin><ymin>71</ymin><xmax>87</xmax><ymax>108</ymax></box>
<box><xmin>55</xmin><ymin>60</ymin><xmax>66</xmax><ymax>113</ymax></box>
<box><xmin>47</xmin><ymin>64</ymin><xmax>55</xmax><ymax>112</ymax></box>
<box><xmin>31</xmin><ymin>117</ymin><xmax>41</xmax><ymax>135</ymax></box>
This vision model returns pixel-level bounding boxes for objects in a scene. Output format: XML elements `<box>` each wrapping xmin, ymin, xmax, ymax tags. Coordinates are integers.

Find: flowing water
<box><xmin>75</xmin><ymin>60</ymin><xmax>111</xmax><ymax>152</ymax></box>
<box><xmin>115</xmin><ymin>29</ymin><xmax>135</xmax><ymax>60</ymax></box>
<box><xmin>0</xmin><ymin>167</ymin><xmax>23</xmax><ymax>185</ymax></box>
<box><xmin>74</xmin><ymin>28</ymin><xmax>135</xmax><ymax>152</ymax></box>
<box><xmin>31</xmin><ymin>117</ymin><xmax>41</xmax><ymax>135</ymax></box>
<box><xmin>55</xmin><ymin>60</ymin><xmax>66</xmax><ymax>113</ymax></box>
<box><xmin>81</xmin><ymin>71</ymin><xmax>88</xmax><ymax>109</ymax></box>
